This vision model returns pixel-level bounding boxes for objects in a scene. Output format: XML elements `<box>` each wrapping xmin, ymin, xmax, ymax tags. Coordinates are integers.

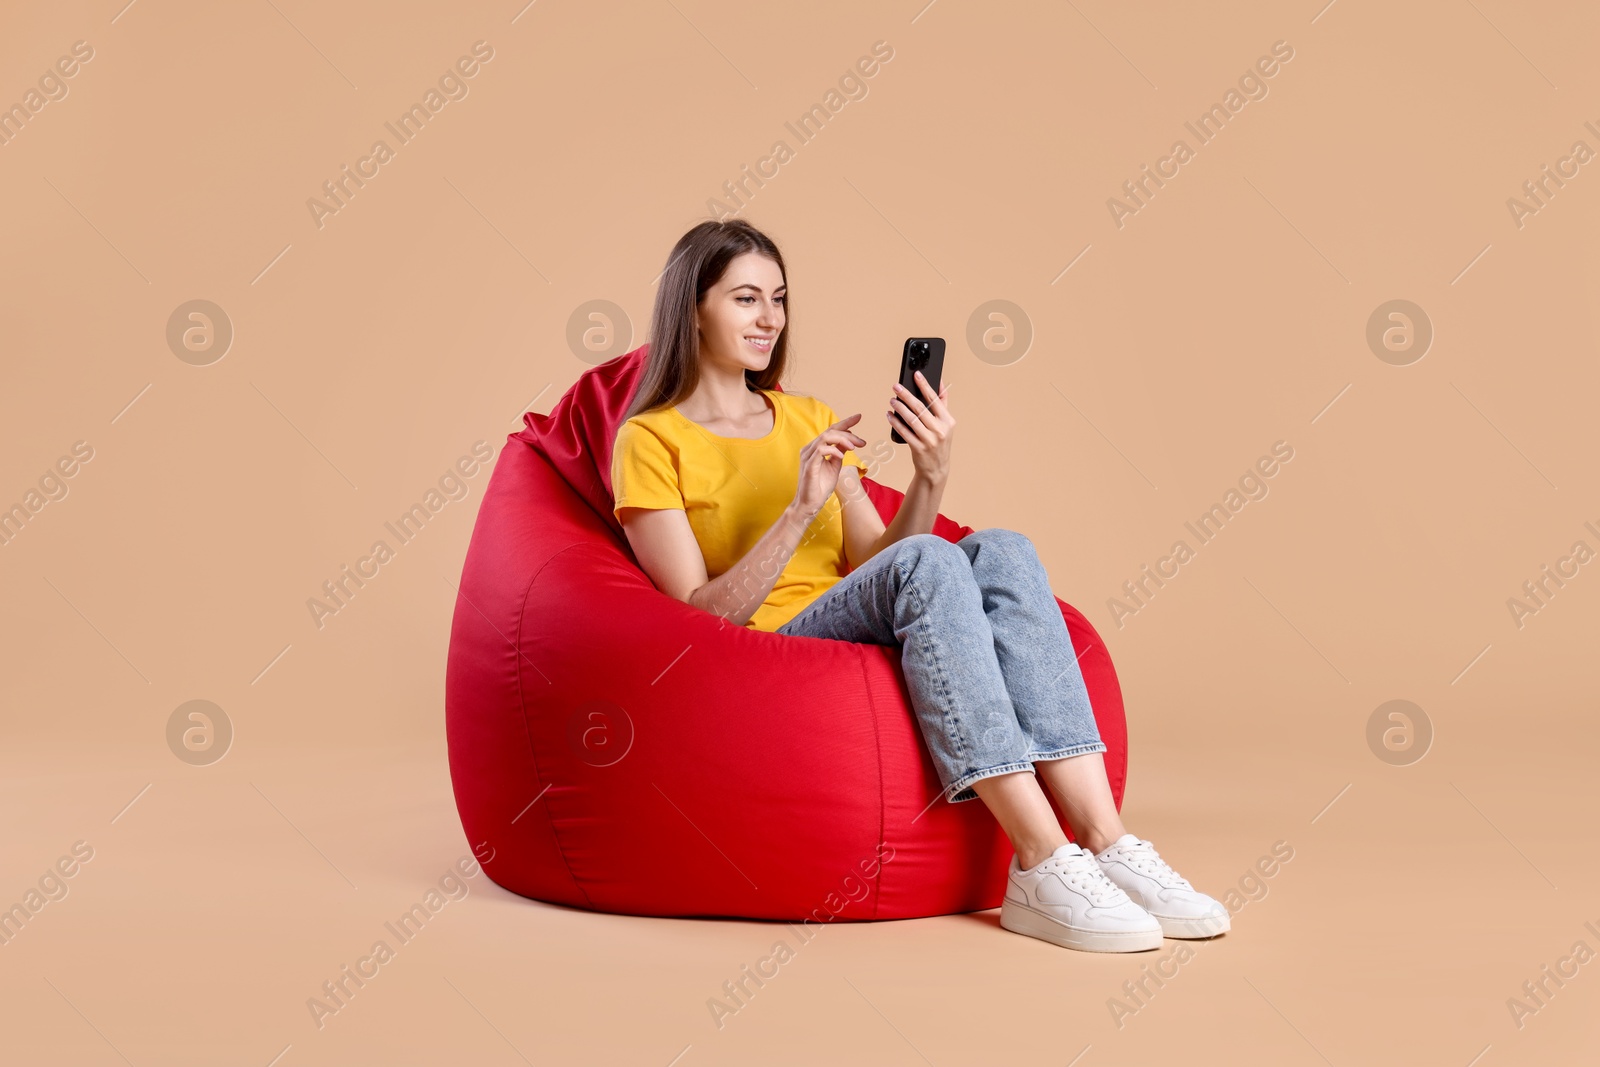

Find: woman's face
<box><xmin>696</xmin><ymin>251</ymin><xmax>785</xmax><ymax>376</ymax></box>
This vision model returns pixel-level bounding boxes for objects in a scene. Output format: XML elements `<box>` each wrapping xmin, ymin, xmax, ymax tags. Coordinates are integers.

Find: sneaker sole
<box><xmin>1000</xmin><ymin>898</ymin><xmax>1164</xmax><ymax>953</ymax></box>
<box><xmin>1152</xmin><ymin>912</ymin><xmax>1231</xmax><ymax>939</ymax></box>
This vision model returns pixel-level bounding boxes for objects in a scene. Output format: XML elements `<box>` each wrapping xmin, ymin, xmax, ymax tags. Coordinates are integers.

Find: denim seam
<box><xmin>906</xmin><ymin>576</ymin><xmax>965</xmax><ymax>763</ymax></box>
<box><xmin>783</xmin><ymin>554</ymin><xmax>900</xmax><ymax>636</ymax></box>
<box><xmin>966</xmin><ymin>532</ymin><xmax>1101</xmax><ymax>771</ymax></box>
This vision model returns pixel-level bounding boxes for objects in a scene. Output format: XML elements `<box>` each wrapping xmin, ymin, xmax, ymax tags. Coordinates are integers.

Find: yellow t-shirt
<box><xmin>611</xmin><ymin>388</ymin><xmax>869</xmax><ymax>632</ymax></box>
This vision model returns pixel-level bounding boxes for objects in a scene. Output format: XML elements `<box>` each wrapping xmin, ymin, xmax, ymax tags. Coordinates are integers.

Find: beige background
<box><xmin>2</xmin><ymin>0</ymin><xmax>1597</xmax><ymax>1063</ymax></box>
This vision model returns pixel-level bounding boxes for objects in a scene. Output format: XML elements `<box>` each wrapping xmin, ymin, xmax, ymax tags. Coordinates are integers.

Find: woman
<box><xmin>611</xmin><ymin>218</ymin><xmax>1229</xmax><ymax>953</ymax></box>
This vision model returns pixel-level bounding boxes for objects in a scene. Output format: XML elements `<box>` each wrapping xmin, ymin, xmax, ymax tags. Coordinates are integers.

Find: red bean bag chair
<box><xmin>445</xmin><ymin>345</ymin><xmax>1128</xmax><ymax>921</ymax></box>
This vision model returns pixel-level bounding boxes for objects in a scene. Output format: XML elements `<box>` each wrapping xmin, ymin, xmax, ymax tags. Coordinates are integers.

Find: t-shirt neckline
<box><xmin>672</xmin><ymin>389</ymin><xmax>783</xmax><ymax>444</ymax></box>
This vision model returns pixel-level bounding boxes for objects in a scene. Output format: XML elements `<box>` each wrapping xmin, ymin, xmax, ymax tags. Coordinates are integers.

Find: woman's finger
<box><xmin>898</xmin><ymin>382</ymin><xmax>948</xmax><ymax>431</ymax></box>
<box><xmin>912</xmin><ymin>372</ymin><xmax>951</xmax><ymax>422</ymax></box>
<box><xmin>893</xmin><ymin>382</ymin><xmax>930</xmax><ymax>419</ymax></box>
<box><xmin>890</xmin><ymin>390</ymin><xmax>927</xmax><ymax>424</ymax></box>
<box><xmin>890</xmin><ymin>397</ymin><xmax>933</xmax><ymax>445</ymax></box>
<box><xmin>820</xmin><ymin>429</ymin><xmax>867</xmax><ymax>449</ymax></box>
<box><xmin>887</xmin><ymin>408</ymin><xmax>928</xmax><ymax>452</ymax></box>
<box><xmin>915</xmin><ymin>377</ymin><xmax>950</xmax><ymax>423</ymax></box>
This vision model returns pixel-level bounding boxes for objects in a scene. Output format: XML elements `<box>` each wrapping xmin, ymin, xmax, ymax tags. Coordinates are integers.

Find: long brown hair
<box><xmin>623</xmin><ymin>219</ymin><xmax>791</xmax><ymax>422</ymax></box>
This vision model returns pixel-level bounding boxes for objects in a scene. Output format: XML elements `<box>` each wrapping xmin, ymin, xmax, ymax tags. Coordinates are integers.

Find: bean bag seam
<box><xmin>851</xmin><ymin>642</ymin><xmax>886</xmax><ymax>921</ymax></box>
<box><xmin>520</xmin><ymin>539</ymin><xmax>598</xmax><ymax>911</ymax></box>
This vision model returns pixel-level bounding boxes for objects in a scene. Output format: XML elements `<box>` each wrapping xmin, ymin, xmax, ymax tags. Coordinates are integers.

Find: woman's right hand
<box><xmin>794</xmin><ymin>413</ymin><xmax>866</xmax><ymax>520</ymax></box>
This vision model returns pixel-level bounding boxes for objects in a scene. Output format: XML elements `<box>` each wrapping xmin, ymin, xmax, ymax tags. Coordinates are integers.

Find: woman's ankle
<box><xmin>1079</xmin><ymin>825</ymin><xmax>1126</xmax><ymax>855</ymax></box>
<box><xmin>1017</xmin><ymin>835</ymin><xmax>1069</xmax><ymax>871</ymax></box>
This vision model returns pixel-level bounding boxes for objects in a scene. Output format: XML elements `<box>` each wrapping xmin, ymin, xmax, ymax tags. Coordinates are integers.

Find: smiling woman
<box><xmin>600</xmin><ymin>217</ymin><xmax>1227</xmax><ymax>954</ymax></box>
<box><xmin>612</xmin><ymin>219</ymin><xmax>885</xmax><ymax>632</ymax></box>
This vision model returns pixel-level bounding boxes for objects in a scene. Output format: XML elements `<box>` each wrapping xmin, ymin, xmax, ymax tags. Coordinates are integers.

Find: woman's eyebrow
<box><xmin>728</xmin><ymin>283</ymin><xmax>786</xmax><ymax>294</ymax></box>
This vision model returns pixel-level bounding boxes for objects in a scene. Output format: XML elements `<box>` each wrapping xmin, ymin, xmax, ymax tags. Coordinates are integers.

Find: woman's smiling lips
<box><xmin>744</xmin><ymin>335</ymin><xmax>773</xmax><ymax>352</ymax></box>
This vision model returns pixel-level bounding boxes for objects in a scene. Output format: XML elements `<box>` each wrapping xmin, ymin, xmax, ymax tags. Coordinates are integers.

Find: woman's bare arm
<box><xmin>839</xmin><ymin>372</ymin><xmax>955</xmax><ymax>569</ymax></box>
<box><xmin>618</xmin><ymin>501</ymin><xmax>822</xmax><ymax>628</ymax></box>
<box><xmin>837</xmin><ymin>465</ymin><xmax>948</xmax><ymax>571</ymax></box>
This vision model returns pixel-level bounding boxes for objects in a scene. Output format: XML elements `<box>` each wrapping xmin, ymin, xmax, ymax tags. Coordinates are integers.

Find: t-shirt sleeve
<box><xmin>612</xmin><ymin>419</ymin><xmax>686</xmax><ymax>516</ymax></box>
<box><xmin>820</xmin><ymin>401</ymin><xmax>871</xmax><ymax>476</ymax></box>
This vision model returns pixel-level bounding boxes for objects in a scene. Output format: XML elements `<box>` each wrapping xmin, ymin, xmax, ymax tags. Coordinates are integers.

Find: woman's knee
<box><xmin>893</xmin><ymin>533</ymin><xmax>969</xmax><ymax>581</ymax></box>
<box><xmin>964</xmin><ymin>527</ymin><xmax>1039</xmax><ymax>563</ymax></box>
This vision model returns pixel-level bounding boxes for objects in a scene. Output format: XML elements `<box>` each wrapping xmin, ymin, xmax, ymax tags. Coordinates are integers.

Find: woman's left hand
<box><xmin>888</xmin><ymin>370</ymin><xmax>954</xmax><ymax>486</ymax></box>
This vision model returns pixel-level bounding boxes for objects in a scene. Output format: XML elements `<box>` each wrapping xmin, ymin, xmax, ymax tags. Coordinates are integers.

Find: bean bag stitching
<box><xmin>906</xmin><ymin>579</ymin><xmax>965</xmax><ymax>765</ymax></box>
<box><xmin>519</xmin><ymin>539</ymin><xmax>597</xmax><ymax>910</ymax></box>
<box><xmin>850</xmin><ymin>641</ymin><xmax>887</xmax><ymax>920</ymax></box>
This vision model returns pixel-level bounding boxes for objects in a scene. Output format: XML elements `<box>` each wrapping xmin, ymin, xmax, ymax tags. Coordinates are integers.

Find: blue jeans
<box><xmin>775</xmin><ymin>528</ymin><xmax>1105</xmax><ymax>804</ymax></box>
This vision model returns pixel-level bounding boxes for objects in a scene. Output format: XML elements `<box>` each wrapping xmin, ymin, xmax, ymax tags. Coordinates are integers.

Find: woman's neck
<box><xmin>680</xmin><ymin>366</ymin><xmax>764</xmax><ymax>421</ymax></box>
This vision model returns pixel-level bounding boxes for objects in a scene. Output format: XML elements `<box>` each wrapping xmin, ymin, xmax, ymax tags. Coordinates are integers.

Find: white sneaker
<box><xmin>1093</xmin><ymin>834</ymin><xmax>1230</xmax><ymax>939</ymax></box>
<box><xmin>999</xmin><ymin>841</ymin><xmax>1164</xmax><ymax>953</ymax></box>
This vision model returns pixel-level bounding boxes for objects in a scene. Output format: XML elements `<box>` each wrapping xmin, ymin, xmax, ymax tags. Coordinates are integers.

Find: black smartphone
<box><xmin>891</xmin><ymin>337</ymin><xmax>946</xmax><ymax>444</ymax></box>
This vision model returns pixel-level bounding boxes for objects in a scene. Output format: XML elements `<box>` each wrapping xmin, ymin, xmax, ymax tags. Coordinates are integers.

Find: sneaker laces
<box><xmin>1041</xmin><ymin>848</ymin><xmax>1128</xmax><ymax>907</ymax></box>
<box><xmin>1111</xmin><ymin>838</ymin><xmax>1193</xmax><ymax>890</ymax></box>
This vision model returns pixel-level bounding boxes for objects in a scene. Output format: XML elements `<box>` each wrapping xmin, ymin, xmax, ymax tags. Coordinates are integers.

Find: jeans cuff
<box><xmin>943</xmin><ymin>760</ymin><xmax>1038</xmax><ymax>804</ymax></box>
<box><xmin>1023</xmin><ymin>740</ymin><xmax>1108</xmax><ymax>762</ymax></box>
<box><xmin>941</xmin><ymin>741</ymin><xmax>1109</xmax><ymax>804</ymax></box>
